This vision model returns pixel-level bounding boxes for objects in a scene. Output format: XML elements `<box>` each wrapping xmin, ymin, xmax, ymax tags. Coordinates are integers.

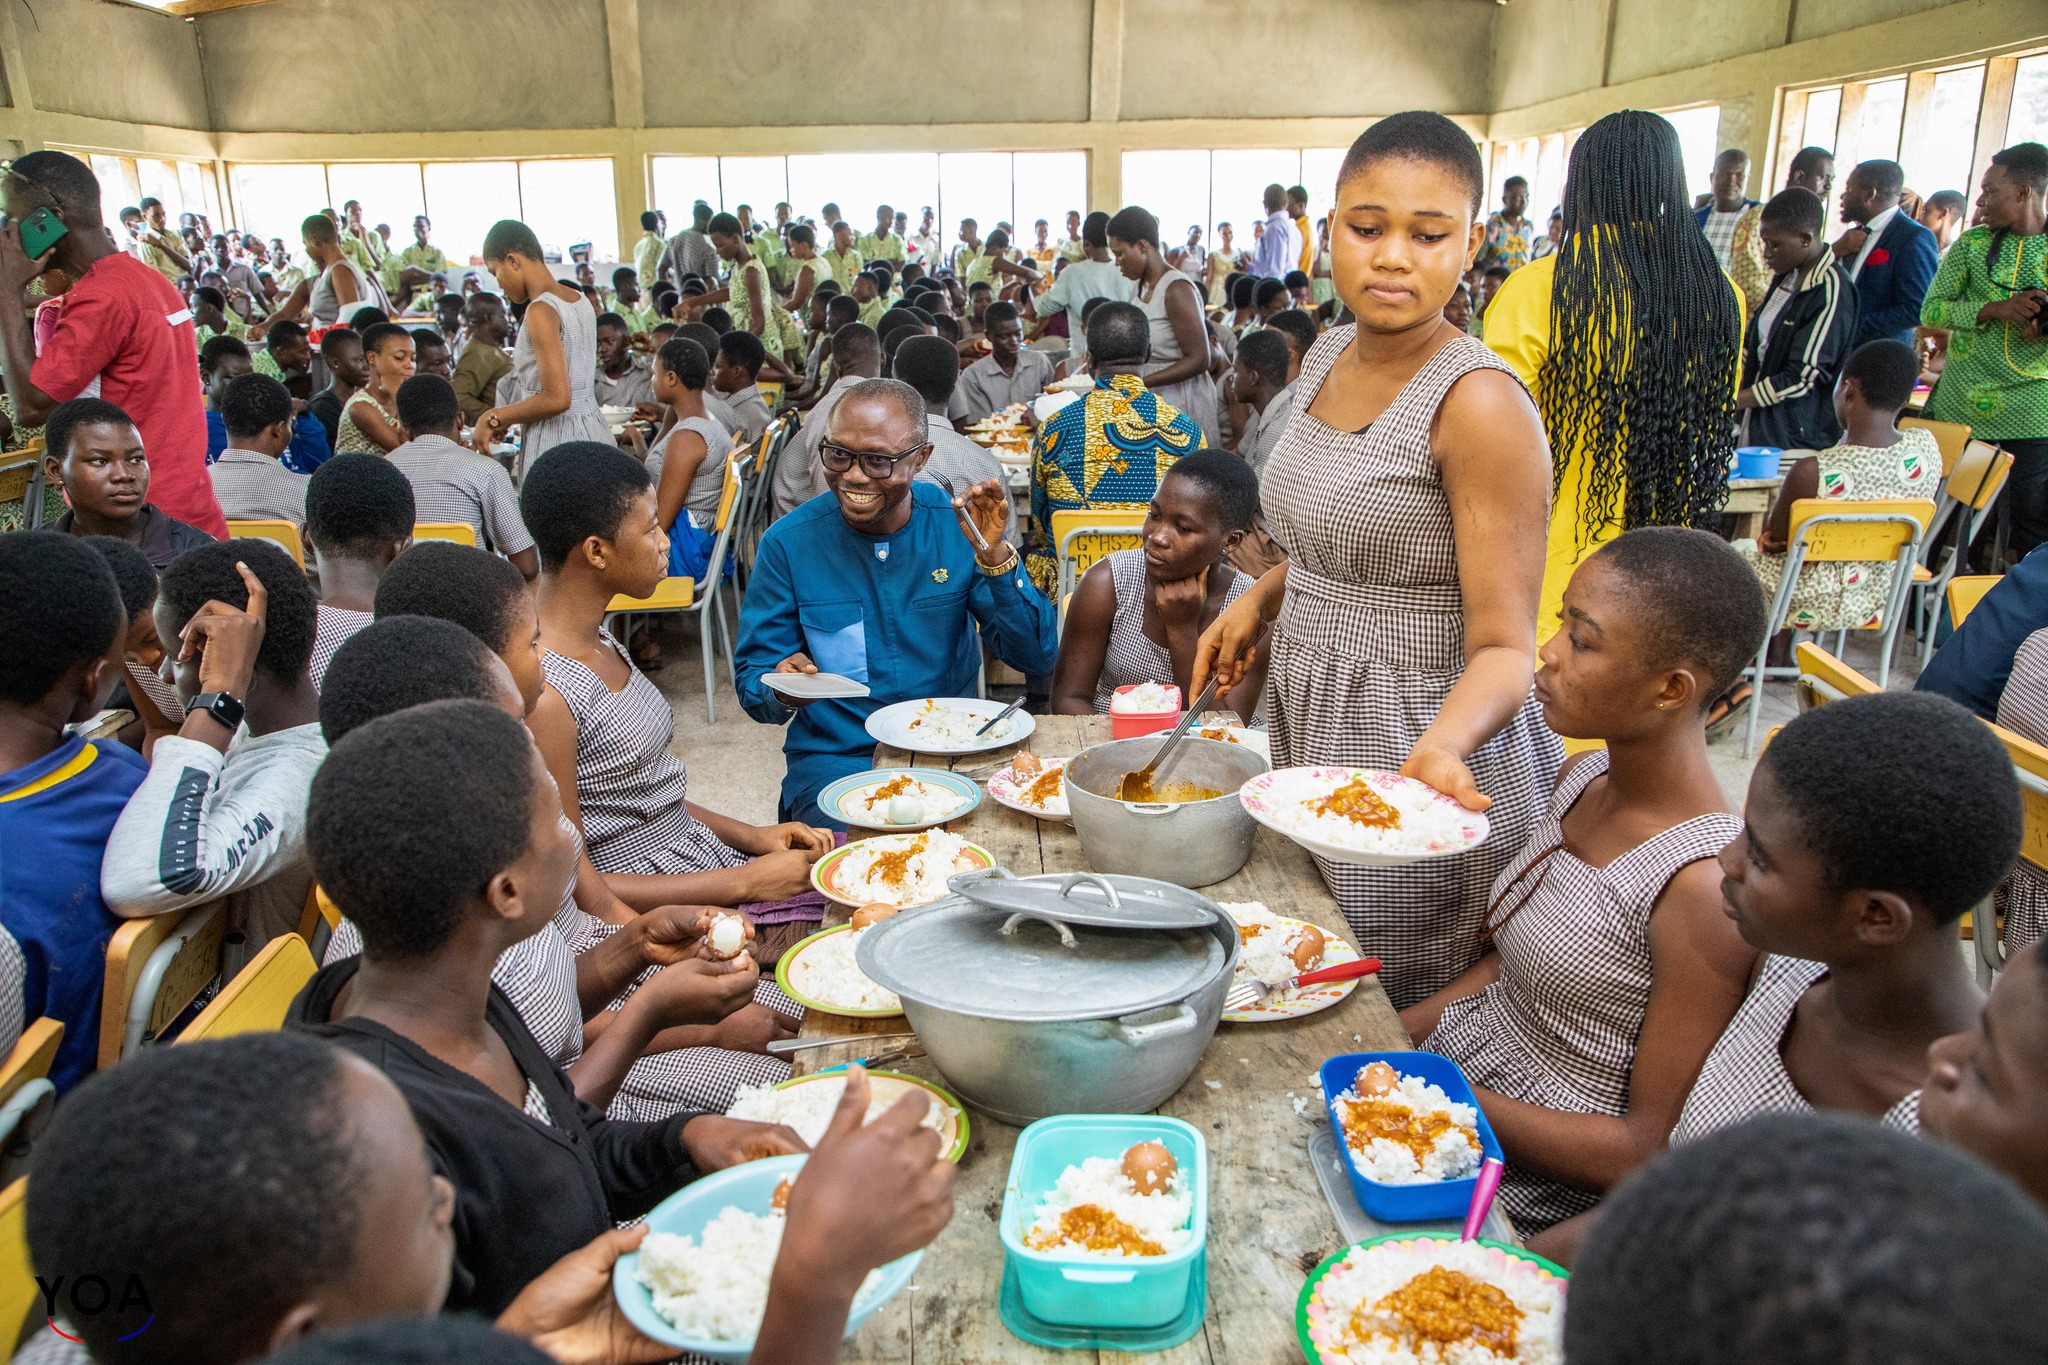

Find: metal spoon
<box><xmin>765</xmin><ymin>1031</ymin><xmax>916</xmax><ymax>1056</ymax></box>
<box><xmin>1117</xmin><ymin>672</ymin><xmax>1222</xmax><ymax>802</ymax></box>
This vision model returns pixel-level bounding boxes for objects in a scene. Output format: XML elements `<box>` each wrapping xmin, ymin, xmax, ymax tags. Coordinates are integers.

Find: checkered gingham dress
<box><xmin>1425</xmin><ymin>751</ymin><xmax>1741</xmax><ymax>1230</ymax></box>
<box><xmin>542</xmin><ymin>632</ymin><xmax>750</xmax><ymax>878</ymax></box>
<box><xmin>1670</xmin><ymin>954</ymin><xmax>1920</xmax><ymax>1147</ymax></box>
<box><xmin>1261</xmin><ymin>326</ymin><xmax>1564</xmax><ymax>1007</ymax></box>
<box><xmin>1995</xmin><ymin>628</ymin><xmax>2048</xmax><ymax>959</ymax></box>
<box><xmin>1094</xmin><ymin>549</ymin><xmax>1252</xmax><ymax>712</ymax></box>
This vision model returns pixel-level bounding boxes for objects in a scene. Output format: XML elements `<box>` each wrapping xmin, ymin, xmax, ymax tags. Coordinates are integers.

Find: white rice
<box><xmin>1112</xmin><ymin>682</ymin><xmax>1180</xmax><ymax>714</ymax></box>
<box><xmin>1220</xmin><ymin>901</ymin><xmax>1326</xmax><ymax>1000</ymax></box>
<box><xmin>1025</xmin><ymin>1156</ymin><xmax>1193</xmax><ymax>1258</ymax></box>
<box><xmin>1307</xmin><ymin>1238</ymin><xmax>1564</xmax><ymax>1364</ymax></box>
<box><xmin>786</xmin><ymin>927</ymin><xmax>900</xmax><ymax>1012</ymax></box>
<box><xmin>726</xmin><ymin>1075</ymin><xmax>948</xmax><ymax>1146</ymax></box>
<box><xmin>1264</xmin><ymin>770</ymin><xmax>1477</xmax><ymax>856</ymax></box>
<box><xmin>637</xmin><ymin>1206</ymin><xmax>884</xmax><ymax>1342</ymax></box>
<box><xmin>830</xmin><ymin>829</ymin><xmax>977</xmax><ymax>907</ymax></box>
<box><xmin>1335</xmin><ymin>1071</ymin><xmax>1483</xmax><ymax>1185</ymax></box>
<box><xmin>846</xmin><ymin>774</ymin><xmax>964</xmax><ymax>824</ymax></box>
<box><xmin>900</xmin><ymin>700</ymin><xmax>1016</xmax><ymax>745</ymax></box>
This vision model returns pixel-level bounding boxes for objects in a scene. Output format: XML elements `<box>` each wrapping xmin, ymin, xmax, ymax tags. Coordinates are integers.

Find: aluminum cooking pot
<box><xmin>1063</xmin><ymin>736</ymin><xmax>1271</xmax><ymax>888</ymax></box>
<box><xmin>855</xmin><ymin>871</ymin><xmax>1238</xmax><ymax>1123</ymax></box>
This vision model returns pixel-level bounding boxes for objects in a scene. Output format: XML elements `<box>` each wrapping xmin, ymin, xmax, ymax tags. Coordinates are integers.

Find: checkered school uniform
<box><xmin>1259</xmin><ymin>326</ymin><xmax>1564</xmax><ymax>1006</ymax></box>
<box><xmin>1670</xmin><ymin>954</ymin><xmax>1921</xmax><ymax>1147</ymax></box>
<box><xmin>309</xmin><ymin>603</ymin><xmax>374</xmax><ymax>692</ymax></box>
<box><xmin>541</xmin><ymin>633</ymin><xmax>749</xmax><ymax>878</ymax></box>
<box><xmin>1426</xmin><ymin>751</ymin><xmax>1741</xmax><ymax>1231</ymax></box>
<box><xmin>1092</xmin><ymin>550</ymin><xmax>1252</xmax><ymax>712</ymax></box>
<box><xmin>1996</xmin><ymin>628</ymin><xmax>2048</xmax><ymax>959</ymax></box>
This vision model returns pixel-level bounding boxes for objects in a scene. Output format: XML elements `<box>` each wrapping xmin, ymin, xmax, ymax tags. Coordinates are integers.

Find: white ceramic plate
<box><xmin>865</xmin><ymin>697</ymin><xmax>1036</xmax><ymax>755</ymax></box>
<box><xmin>809</xmin><ymin>833</ymin><xmax>998</xmax><ymax>908</ymax></box>
<box><xmin>1221</xmin><ymin>918</ymin><xmax>1367</xmax><ymax>1024</ymax></box>
<box><xmin>1239</xmin><ymin>767</ymin><xmax>1490</xmax><ymax>867</ymax></box>
<box><xmin>817</xmin><ymin>768</ymin><xmax>980</xmax><ymax>832</ymax></box>
<box><xmin>764</xmin><ymin>671</ymin><xmax>871</xmax><ymax>700</ymax></box>
<box><xmin>985</xmin><ymin>758</ymin><xmax>1071</xmax><ymax>820</ymax></box>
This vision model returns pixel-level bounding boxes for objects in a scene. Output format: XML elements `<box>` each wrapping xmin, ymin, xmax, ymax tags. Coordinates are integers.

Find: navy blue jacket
<box><xmin>1918</xmin><ymin>541</ymin><xmax>2048</xmax><ymax>720</ymax></box>
<box><xmin>1848</xmin><ymin>211</ymin><xmax>1939</xmax><ymax>350</ymax></box>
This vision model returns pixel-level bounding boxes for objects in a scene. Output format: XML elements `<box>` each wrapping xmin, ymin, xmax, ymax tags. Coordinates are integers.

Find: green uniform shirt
<box><xmin>824</xmin><ymin>246</ymin><xmax>865</xmax><ymax>287</ymax></box>
<box><xmin>634</xmin><ymin>231</ymin><xmax>665</xmax><ymax>288</ymax></box>
<box><xmin>859</xmin><ymin>231</ymin><xmax>906</xmax><ymax>264</ymax></box>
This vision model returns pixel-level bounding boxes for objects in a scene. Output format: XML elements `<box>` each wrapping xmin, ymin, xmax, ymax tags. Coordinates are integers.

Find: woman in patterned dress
<box><xmin>334</xmin><ymin>322</ymin><xmax>413</xmax><ymax>454</ymax></box>
<box><xmin>520</xmin><ymin>443</ymin><xmax>836</xmax><ymax>927</ymax></box>
<box><xmin>1404</xmin><ymin>530</ymin><xmax>1766</xmax><ymax>1239</ymax></box>
<box><xmin>1734</xmin><ymin>340</ymin><xmax>1941</xmax><ymax>647</ymax></box>
<box><xmin>1192</xmin><ymin>113</ymin><xmax>1564</xmax><ymax>1008</ymax></box>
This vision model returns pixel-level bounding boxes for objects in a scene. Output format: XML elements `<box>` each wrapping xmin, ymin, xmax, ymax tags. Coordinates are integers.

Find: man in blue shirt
<box><xmin>0</xmin><ymin>532</ymin><xmax>147</xmax><ymax>1091</ymax></box>
<box><xmin>1918</xmin><ymin>540</ymin><xmax>2048</xmax><ymax>719</ymax></box>
<box><xmin>201</xmin><ymin>335</ymin><xmax>331</xmax><ymax>475</ymax></box>
<box><xmin>737</xmin><ymin>378</ymin><xmax>1058</xmax><ymax>826</ymax></box>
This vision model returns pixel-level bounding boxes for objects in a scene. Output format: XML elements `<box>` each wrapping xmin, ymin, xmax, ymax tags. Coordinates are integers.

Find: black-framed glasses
<box><xmin>819</xmin><ymin>440</ymin><xmax>929</xmax><ymax>480</ymax></box>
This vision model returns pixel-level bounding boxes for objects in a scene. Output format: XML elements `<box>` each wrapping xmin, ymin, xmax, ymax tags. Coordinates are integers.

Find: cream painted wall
<box><xmin>9</xmin><ymin>0</ymin><xmax>205</xmax><ymax>129</ymax></box>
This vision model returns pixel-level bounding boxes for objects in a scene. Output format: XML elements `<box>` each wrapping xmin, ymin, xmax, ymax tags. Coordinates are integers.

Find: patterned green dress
<box><xmin>1920</xmin><ymin>225</ymin><xmax>2048</xmax><ymax>440</ymax></box>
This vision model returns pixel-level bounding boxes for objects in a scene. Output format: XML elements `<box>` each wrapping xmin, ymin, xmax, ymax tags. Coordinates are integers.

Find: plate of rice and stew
<box><xmin>808</xmin><ymin>829</ymin><xmax>997</xmax><ymax>909</ymax></box>
<box><xmin>984</xmin><ymin>751</ymin><xmax>1072</xmax><ymax>820</ymax></box>
<box><xmin>1240</xmin><ymin>768</ymin><xmax>1489</xmax><ymax>867</ymax></box>
<box><xmin>1217</xmin><ymin>901</ymin><xmax>1370</xmax><ymax>1023</ymax></box>
<box><xmin>1296</xmin><ymin>1231</ymin><xmax>1567</xmax><ymax>1365</ymax></box>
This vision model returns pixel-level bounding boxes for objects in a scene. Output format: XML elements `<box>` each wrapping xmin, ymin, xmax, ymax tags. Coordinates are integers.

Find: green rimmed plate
<box><xmin>775</xmin><ymin>924</ymin><xmax>902</xmax><ymax>1018</ymax></box>
<box><xmin>1296</xmin><ymin>1230</ymin><xmax>1568</xmax><ymax>1364</ymax></box>
<box><xmin>766</xmin><ymin>1068</ymin><xmax>969</xmax><ymax>1163</ymax></box>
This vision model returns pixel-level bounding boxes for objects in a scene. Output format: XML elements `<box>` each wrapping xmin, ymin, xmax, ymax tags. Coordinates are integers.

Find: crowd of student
<box><xmin>0</xmin><ymin>103</ymin><xmax>2044</xmax><ymax>1363</ymax></box>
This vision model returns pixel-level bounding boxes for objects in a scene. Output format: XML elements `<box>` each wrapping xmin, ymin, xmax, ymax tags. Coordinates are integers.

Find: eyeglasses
<box><xmin>819</xmin><ymin>440</ymin><xmax>929</xmax><ymax>480</ymax></box>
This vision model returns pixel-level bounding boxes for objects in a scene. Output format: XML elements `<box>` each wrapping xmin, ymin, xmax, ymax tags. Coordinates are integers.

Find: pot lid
<box><xmin>949</xmin><ymin>869</ymin><xmax>1220</xmax><ymax>930</ymax></box>
<box><xmin>855</xmin><ymin>873</ymin><xmax>1233</xmax><ymax>1021</ymax></box>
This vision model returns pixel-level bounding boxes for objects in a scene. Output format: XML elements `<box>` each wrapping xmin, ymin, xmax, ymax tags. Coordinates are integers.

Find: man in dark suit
<box><xmin>1835</xmin><ymin>158</ymin><xmax>1939</xmax><ymax>349</ymax></box>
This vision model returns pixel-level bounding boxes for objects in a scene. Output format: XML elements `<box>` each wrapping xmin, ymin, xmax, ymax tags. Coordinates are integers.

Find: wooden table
<box><xmin>1721</xmin><ymin>475</ymin><xmax>1784</xmax><ymax>541</ymax></box>
<box><xmin>793</xmin><ymin>714</ymin><xmax>1411</xmax><ymax>1363</ymax></box>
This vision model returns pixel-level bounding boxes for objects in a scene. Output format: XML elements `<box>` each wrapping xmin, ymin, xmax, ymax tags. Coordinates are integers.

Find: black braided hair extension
<box><xmin>1539</xmin><ymin>110</ymin><xmax>1742</xmax><ymax>551</ymax></box>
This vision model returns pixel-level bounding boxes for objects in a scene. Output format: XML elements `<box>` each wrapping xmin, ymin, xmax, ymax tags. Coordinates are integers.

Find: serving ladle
<box><xmin>1117</xmin><ymin>673</ymin><xmax>1222</xmax><ymax>802</ymax></box>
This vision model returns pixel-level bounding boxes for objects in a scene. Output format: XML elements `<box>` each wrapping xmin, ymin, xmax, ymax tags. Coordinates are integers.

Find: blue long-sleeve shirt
<box><xmin>206</xmin><ymin>410</ymin><xmax>332</xmax><ymax>475</ymax></box>
<box><xmin>1918</xmin><ymin>540</ymin><xmax>2048</xmax><ymax>720</ymax></box>
<box><xmin>736</xmin><ymin>482</ymin><xmax>1059</xmax><ymax>821</ymax></box>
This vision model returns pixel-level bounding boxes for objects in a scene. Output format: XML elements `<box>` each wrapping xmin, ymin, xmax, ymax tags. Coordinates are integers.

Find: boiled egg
<box><xmin>1356</xmin><ymin>1061</ymin><xmax>1401</xmax><ymax>1096</ymax></box>
<box><xmin>1290</xmin><ymin>925</ymin><xmax>1326</xmax><ymax>971</ymax></box>
<box><xmin>1121</xmin><ymin>1141</ymin><xmax>1178</xmax><ymax>1195</ymax></box>
<box><xmin>707</xmin><ymin>914</ymin><xmax>747</xmax><ymax>957</ymax></box>
<box><xmin>850</xmin><ymin>903</ymin><xmax>900</xmax><ymax>931</ymax></box>
<box><xmin>885</xmin><ymin>794</ymin><xmax>924</xmax><ymax>825</ymax></box>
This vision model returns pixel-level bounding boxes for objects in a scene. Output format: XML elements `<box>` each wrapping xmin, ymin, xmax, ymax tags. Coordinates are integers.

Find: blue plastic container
<box><xmin>1734</xmin><ymin>446</ymin><xmax>1784</xmax><ymax>479</ymax></box>
<box><xmin>999</xmin><ymin>1114</ymin><xmax>1207</xmax><ymax>1329</ymax></box>
<box><xmin>1320</xmin><ymin>1051</ymin><xmax>1505</xmax><ymax>1223</ymax></box>
<box><xmin>612</xmin><ymin>1154</ymin><xmax>923</xmax><ymax>1363</ymax></box>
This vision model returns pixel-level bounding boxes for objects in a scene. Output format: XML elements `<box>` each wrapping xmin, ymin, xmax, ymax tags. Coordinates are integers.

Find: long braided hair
<box><xmin>1540</xmin><ymin>110</ymin><xmax>1740</xmax><ymax>549</ymax></box>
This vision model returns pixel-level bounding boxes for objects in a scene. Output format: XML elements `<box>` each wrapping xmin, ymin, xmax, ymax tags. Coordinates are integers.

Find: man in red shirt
<box><xmin>0</xmin><ymin>151</ymin><xmax>223</xmax><ymax>536</ymax></box>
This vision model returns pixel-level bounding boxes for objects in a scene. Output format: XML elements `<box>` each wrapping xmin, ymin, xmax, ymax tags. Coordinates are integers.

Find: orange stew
<box><xmin>1310</xmin><ymin>776</ymin><xmax>1401</xmax><ymax>829</ymax></box>
<box><xmin>1024</xmin><ymin>1204</ymin><xmax>1165</xmax><ymax>1257</ymax></box>
<box><xmin>1338</xmin><ymin>1096</ymin><xmax>1480</xmax><ymax>1167</ymax></box>
<box><xmin>1022</xmin><ymin>765</ymin><xmax>1065</xmax><ymax>807</ymax></box>
<box><xmin>868</xmin><ymin>773</ymin><xmax>915</xmax><ymax>803</ymax></box>
<box><xmin>869</xmin><ymin>834</ymin><xmax>927</xmax><ymax>887</ymax></box>
<box><xmin>1357</xmin><ymin>1266</ymin><xmax>1523</xmax><ymax>1358</ymax></box>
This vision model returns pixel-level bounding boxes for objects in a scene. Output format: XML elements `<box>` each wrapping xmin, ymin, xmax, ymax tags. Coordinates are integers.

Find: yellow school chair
<box><xmin>757</xmin><ymin>380</ymin><xmax>786</xmax><ymax>409</ymax></box>
<box><xmin>0</xmin><ymin>450</ymin><xmax>46</xmax><ymax>531</ymax></box>
<box><xmin>732</xmin><ymin>418</ymin><xmax>791</xmax><ymax>583</ymax></box>
<box><xmin>0</xmin><ymin>1180</ymin><xmax>32</xmax><ymax>1356</ymax></box>
<box><xmin>1912</xmin><ymin>442</ymin><xmax>2012</xmax><ymax>665</ymax></box>
<box><xmin>178</xmin><ymin>935</ymin><xmax>316</xmax><ymax>1043</ymax></box>
<box><xmin>1899</xmin><ymin>416</ymin><xmax>1972</xmax><ymax>475</ymax></box>
<box><xmin>0</xmin><ymin>1019</ymin><xmax>61</xmax><ymax>1163</ymax></box>
<box><xmin>1948</xmin><ymin>575</ymin><xmax>2001</xmax><ymax>632</ymax></box>
<box><xmin>296</xmin><ymin>885</ymin><xmax>343</xmax><ymax>963</ymax></box>
<box><xmin>412</xmin><ymin>521</ymin><xmax>478</xmax><ymax>546</ymax></box>
<box><xmin>1979</xmin><ymin>722</ymin><xmax>2048</xmax><ymax>982</ymax></box>
<box><xmin>1051</xmin><ymin>508</ymin><xmax>1148</xmax><ymax>625</ymax></box>
<box><xmin>226</xmin><ymin>518</ymin><xmax>304</xmax><ymax>567</ymax></box>
<box><xmin>99</xmin><ymin>904</ymin><xmax>227</xmax><ymax>1069</ymax></box>
<box><xmin>1791</xmin><ymin>640</ymin><xmax>1880</xmax><ymax>713</ymax></box>
<box><xmin>1743</xmin><ymin>497</ymin><xmax>1935</xmax><ymax>756</ymax></box>
<box><xmin>606</xmin><ymin>450</ymin><xmax>749</xmax><ymax>724</ymax></box>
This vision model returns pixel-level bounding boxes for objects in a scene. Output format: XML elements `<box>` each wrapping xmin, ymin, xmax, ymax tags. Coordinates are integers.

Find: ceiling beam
<box><xmin>604</xmin><ymin>0</ymin><xmax>645</xmax><ymax>131</ymax></box>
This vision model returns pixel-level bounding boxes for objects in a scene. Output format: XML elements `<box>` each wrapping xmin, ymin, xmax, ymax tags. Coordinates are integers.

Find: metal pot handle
<box><xmin>1114</xmin><ymin>1002</ymin><xmax>1199</xmax><ymax>1043</ymax></box>
<box><xmin>1120</xmin><ymin>802</ymin><xmax>1184</xmax><ymax>816</ymax></box>
<box><xmin>1057</xmin><ymin>871</ymin><xmax>1124</xmax><ymax>911</ymax></box>
<box><xmin>998</xmin><ymin>911</ymin><xmax>1080</xmax><ymax>948</ymax></box>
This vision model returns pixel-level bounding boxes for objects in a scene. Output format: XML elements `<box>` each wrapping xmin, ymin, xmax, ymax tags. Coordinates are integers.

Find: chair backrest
<box><xmin>1944</xmin><ymin>441</ymin><xmax>2013</xmax><ymax>512</ymax></box>
<box><xmin>226</xmin><ymin>519</ymin><xmax>304</xmax><ymax>567</ymax></box>
<box><xmin>179</xmin><ymin>934</ymin><xmax>317</xmax><ymax>1043</ymax></box>
<box><xmin>0</xmin><ymin>1179</ymin><xmax>32</xmax><ymax>1358</ymax></box>
<box><xmin>758</xmin><ymin>380</ymin><xmax>785</xmax><ymax>408</ymax></box>
<box><xmin>1784</xmin><ymin>498</ymin><xmax>1935</xmax><ymax>562</ymax></box>
<box><xmin>1051</xmin><ymin>508</ymin><xmax>1148</xmax><ymax>578</ymax></box>
<box><xmin>1900</xmin><ymin>416</ymin><xmax>1971</xmax><ymax>474</ymax></box>
<box><xmin>412</xmin><ymin>521</ymin><xmax>478</xmax><ymax>546</ymax></box>
<box><xmin>1793</xmin><ymin>641</ymin><xmax>1880</xmax><ymax>708</ymax></box>
<box><xmin>1948</xmin><ymin>574</ymin><xmax>2001</xmax><ymax>630</ymax></box>
<box><xmin>0</xmin><ymin>452</ymin><xmax>38</xmax><ymax>507</ymax></box>
<box><xmin>0</xmin><ymin>1021</ymin><xmax>60</xmax><ymax>1117</ymax></box>
<box><xmin>713</xmin><ymin>448</ymin><xmax>747</xmax><ymax>533</ymax></box>
<box><xmin>99</xmin><ymin>905</ymin><xmax>226</xmax><ymax>1069</ymax></box>
<box><xmin>1989</xmin><ymin>721</ymin><xmax>2048</xmax><ymax>875</ymax></box>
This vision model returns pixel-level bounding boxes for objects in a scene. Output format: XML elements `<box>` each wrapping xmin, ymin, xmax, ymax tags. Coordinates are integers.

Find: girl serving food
<box><xmin>1192</xmin><ymin>112</ymin><xmax>1563</xmax><ymax>1007</ymax></box>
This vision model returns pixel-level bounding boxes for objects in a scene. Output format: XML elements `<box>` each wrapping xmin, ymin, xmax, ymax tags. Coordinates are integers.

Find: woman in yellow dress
<box><xmin>1483</xmin><ymin>111</ymin><xmax>1744</xmax><ymax>644</ymax></box>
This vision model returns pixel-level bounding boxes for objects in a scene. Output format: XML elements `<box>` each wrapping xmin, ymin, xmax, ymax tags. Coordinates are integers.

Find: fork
<box><xmin>1224</xmin><ymin>956</ymin><xmax>1383</xmax><ymax>1012</ymax></box>
<box><xmin>935</xmin><ymin>473</ymin><xmax>992</xmax><ymax>552</ymax></box>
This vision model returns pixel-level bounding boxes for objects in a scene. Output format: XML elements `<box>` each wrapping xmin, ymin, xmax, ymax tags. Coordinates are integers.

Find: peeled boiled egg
<box><xmin>1290</xmin><ymin>925</ymin><xmax>1326</xmax><ymax>971</ymax></box>
<box><xmin>885</xmin><ymin>794</ymin><xmax>924</xmax><ymax>825</ymax></box>
<box><xmin>850</xmin><ymin>903</ymin><xmax>899</xmax><ymax>932</ymax></box>
<box><xmin>1121</xmin><ymin>1141</ymin><xmax>1178</xmax><ymax>1195</ymax></box>
<box><xmin>707</xmin><ymin>914</ymin><xmax>746</xmax><ymax>958</ymax></box>
<box><xmin>1356</xmin><ymin>1061</ymin><xmax>1401</xmax><ymax>1096</ymax></box>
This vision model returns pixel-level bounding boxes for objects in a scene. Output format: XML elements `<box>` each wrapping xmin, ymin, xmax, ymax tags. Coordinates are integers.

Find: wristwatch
<box><xmin>975</xmin><ymin>546</ymin><xmax>1021</xmax><ymax>577</ymax></box>
<box><xmin>187</xmin><ymin>691</ymin><xmax>246</xmax><ymax>733</ymax></box>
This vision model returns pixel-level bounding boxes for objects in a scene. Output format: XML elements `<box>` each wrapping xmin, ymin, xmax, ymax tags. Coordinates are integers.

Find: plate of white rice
<box><xmin>1298</xmin><ymin>1233</ymin><xmax>1566</xmax><ymax>1365</ymax></box>
<box><xmin>1022</xmin><ymin>1155</ymin><xmax>1195</xmax><ymax>1259</ymax></box>
<box><xmin>1334</xmin><ymin>1063</ymin><xmax>1484</xmax><ymax>1186</ymax></box>
<box><xmin>1240</xmin><ymin>768</ymin><xmax>1489</xmax><ymax>866</ymax></box>
<box><xmin>775</xmin><ymin>925</ymin><xmax>903</xmax><ymax>1016</ymax></box>
<box><xmin>1218</xmin><ymin>901</ymin><xmax>1367</xmax><ymax>1023</ymax></box>
<box><xmin>817</xmin><ymin>768</ymin><xmax>978</xmax><ymax>831</ymax></box>
<box><xmin>865</xmin><ymin>697</ymin><xmax>1038</xmax><ymax>755</ymax></box>
<box><xmin>811</xmin><ymin>829</ymin><xmax>995</xmax><ymax>908</ymax></box>
<box><xmin>726</xmin><ymin>1070</ymin><xmax>968</xmax><ymax>1161</ymax></box>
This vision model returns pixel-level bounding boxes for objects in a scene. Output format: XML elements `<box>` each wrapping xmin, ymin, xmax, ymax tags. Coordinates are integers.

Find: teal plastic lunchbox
<box><xmin>998</xmin><ymin>1113</ymin><xmax>1208</xmax><ymax>1329</ymax></box>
